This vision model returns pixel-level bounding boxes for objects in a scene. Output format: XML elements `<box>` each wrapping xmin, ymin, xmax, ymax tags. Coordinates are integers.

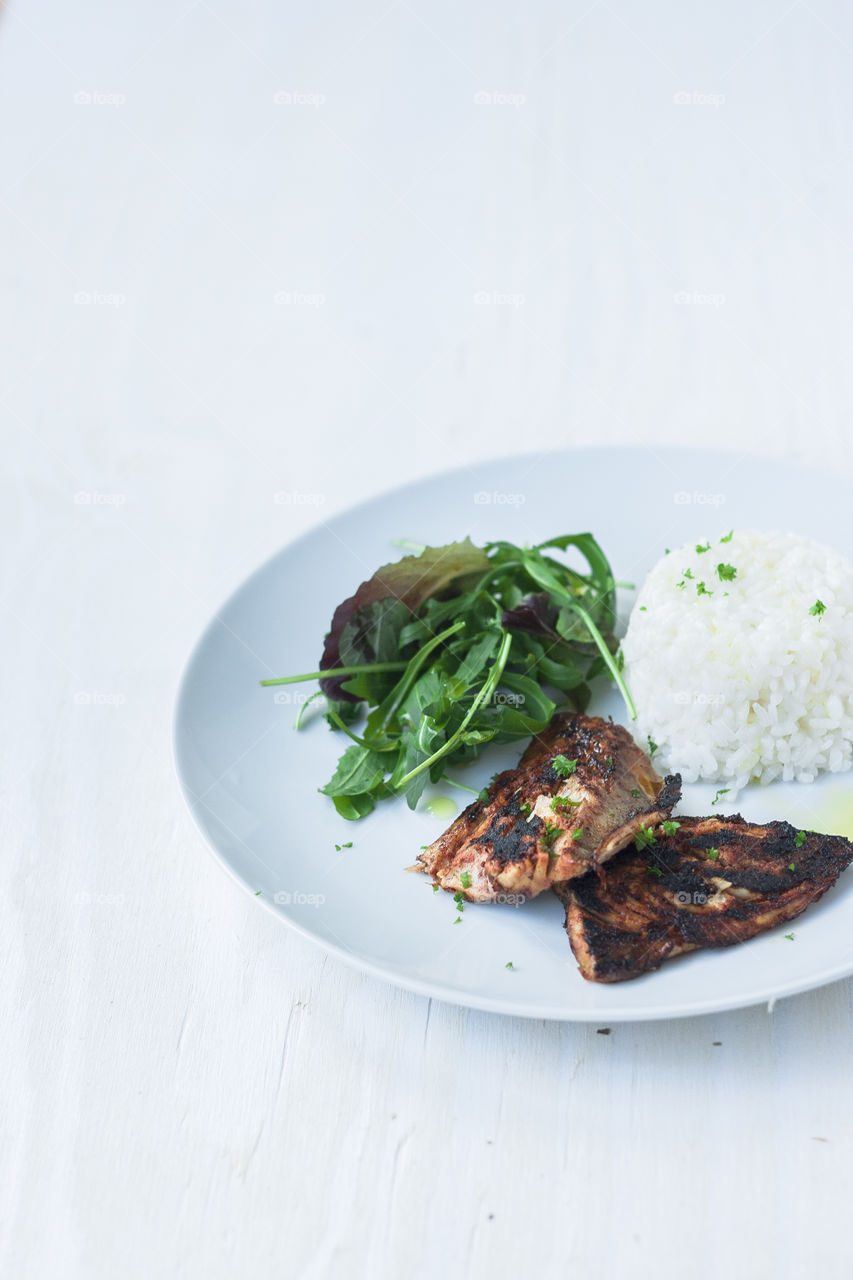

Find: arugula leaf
<box><xmin>492</xmin><ymin>671</ymin><xmax>556</xmax><ymax>732</ymax></box>
<box><xmin>319</xmin><ymin>744</ymin><xmax>386</xmax><ymax>796</ymax></box>
<box><xmin>452</xmin><ymin>631</ymin><xmax>501</xmax><ymax>686</ymax></box>
<box><xmin>264</xmin><ymin>532</ymin><xmax>633</xmax><ymax>819</ymax></box>
<box><xmin>330</xmin><ymin>792</ymin><xmax>376</xmax><ymax>821</ymax></box>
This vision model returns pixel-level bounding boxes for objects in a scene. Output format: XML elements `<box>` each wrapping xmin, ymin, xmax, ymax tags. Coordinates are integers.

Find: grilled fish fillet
<box><xmin>558</xmin><ymin>814</ymin><xmax>853</xmax><ymax>982</ymax></box>
<box><xmin>417</xmin><ymin>712</ymin><xmax>682</xmax><ymax>901</ymax></box>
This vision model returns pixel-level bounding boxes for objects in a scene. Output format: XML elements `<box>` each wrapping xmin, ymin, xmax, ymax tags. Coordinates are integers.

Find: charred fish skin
<box><xmin>559</xmin><ymin>814</ymin><xmax>853</xmax><ymax>983</ymax></box>
<box><xmin>416</xmin><ymin>769</ymin><xmax>549</xmax><ymax>900</ymax></box>
<box><xmin>416</xmin><ymin>711</ymin><xmax>682</xmax><ymax>902</ymax></box>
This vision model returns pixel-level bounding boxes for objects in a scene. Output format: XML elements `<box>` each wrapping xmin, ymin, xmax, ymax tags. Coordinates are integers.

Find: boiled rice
<box><xmin>621</xmin><ymin>529</ymin><xmax>853</xmax><ymax>793</ymax></box>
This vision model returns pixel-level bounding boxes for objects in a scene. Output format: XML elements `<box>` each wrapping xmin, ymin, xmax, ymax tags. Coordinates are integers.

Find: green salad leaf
<box><xmin>261</xmin><ymin>533</ymin><xmax>635</xmax><ymax>818</ymax></box>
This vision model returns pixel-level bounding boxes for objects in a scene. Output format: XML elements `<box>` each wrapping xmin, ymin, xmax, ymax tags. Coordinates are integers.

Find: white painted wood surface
<box><xmin>4</xmin><ymin>1</ymin><xmax>853</xmax><ymax>1275</ymax></box>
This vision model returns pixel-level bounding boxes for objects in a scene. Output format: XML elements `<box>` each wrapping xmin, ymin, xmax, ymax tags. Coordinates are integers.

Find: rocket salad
<box><xmin>261</xmin><ymin>534</ymin><xmax>635</xmax><ymax>819</ymax></box>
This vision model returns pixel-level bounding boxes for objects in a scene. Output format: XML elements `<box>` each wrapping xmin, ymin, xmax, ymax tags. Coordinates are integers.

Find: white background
<box><xmin>3</xmin><ymin>1</ymin><xmax>853</xmax><ymax>1276</ymax></box>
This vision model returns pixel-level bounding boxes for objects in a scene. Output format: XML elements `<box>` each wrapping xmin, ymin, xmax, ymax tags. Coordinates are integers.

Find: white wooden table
<box><xmin>4</xmin><ymin>1</ymin><xmax>853</xmax><ymax>1275</ymax></box>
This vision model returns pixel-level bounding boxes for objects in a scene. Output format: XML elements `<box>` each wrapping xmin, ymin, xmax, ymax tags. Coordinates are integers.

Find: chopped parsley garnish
<box><xmin>630</xmin><ymin>788</ymin><xmax>642</xmax><ymax>798</ymax></box>
<box><xmin>696</xmin><ymin>581</ymin><xmax>712</xmax><ymax>597</ymax></box>
<box><xmin>541</xmin><ymin>822</ymin><xmax>562</xmax><ymax>851</ymax></box>
<box><xmin>519</xmin><ymin>801</ymin><xmax>532</xmax><ymax>817</ymax></box>
<box><xmin>255</xmin><ymin>889</ymin><xmax>263</xmax><ymax>895</ymax></box>
<box><xmin>696</xmin><ymin>541</ymin><xmax>711</xmax><ymax>554</ymax></box>
<box><xmin>661</xmin><ymin>820</ymin><xmax>681</xmax><ymax>835</ymax></box>
<box><xmin>505</xmin><ymin>961</ymin><xmax>514</xmax><ymax>969</ymax></box>
<box><xmin>647</xmin><ymin>865</ymin><xmax>663</xmax><ymax>877</ymax></box>
<box><xmin>639</xmin><ymin>605</ymin><xmax>647</xmax><ymax>611</ymax></box>
<box><xmin>571</xmin><ymin>827</ymin><xmax>584</xmax><ymax>841</ymax></box>
<box><xmin>551</xmin><ymin>755</ymin><xmax>578</xmax><ymax>777</ymax></box>
<box><xmin>635</xmin><ymin>824</ymin><xmax>656</xmax><ymax>850</ymax></box>
<box><xmin>459</xmin><ymin>870</ymin><xmax>472</xmax><ymax>889</ymax></box>
<box><xmin>647</xmin><ymin>737</ymin><xmax>659</xmax><ymax>759</ymax></box>
<box><xmin>683</xmin><ymin>567</ymin><xmax>694</xmax><ymax>579</ymax></box>
<box><xmin>809</xmin><ymin>599</ymin><xmax>826</xmax><ymax>618</ymax></box>
<box><xmin>720</xmin><ymin>530</ymin><xmax>734</xmax><ymax>543</ymax></box>
<box><xmin>794</xmin><ymin>830</ymin><xmax>807</xmax><ymax>848</ymax></box>
<box><xmin>551</xmin><ymin>795</ymin><xmax>581</xmax><ymax>812</ymax></box>
<box><xmin>676</xmin><ymin>580</ymin><xmax>686</xmax><ymax>589</ymax></box>
<box><xmin>432</xmin><ymin>883</ymin><xmax>440</xmax><ymax>892</ymax></box>
<box><xmin>716</xmin><ymin>563</ymin><xmax>737</xmax><ymax>582</ymax></box>
<box><xmin>605</xmin><ymin>755</ymin><xmax>613</xmax><ymax>768</ymax></box>
<box><xmin>788</xmin><ymin>862</ymin><xmax>796</xmax><ymax>872</ymax></box>
<box><xmin>784</xmin><ymin>932</ymin><xmax>795</xmax><ymax>941</ymax></box>
<box><xmin>707</xmin><ymin>847</ymin><xmax>720</xmax><ymax>860</ymax></box>
<box><xmin>477</xmin><ymin>787</ymin><xmax>490</xmax><ymax>804</ymax></box>
<box><xmin>334</xmin><ymin>841</ymin><xmax>353</xmax><ymax>852</ymax></box>
<box><xmin>711</xmin><ymin>788</ymin><xmax>730</xmax><ymax>806</ymax></box>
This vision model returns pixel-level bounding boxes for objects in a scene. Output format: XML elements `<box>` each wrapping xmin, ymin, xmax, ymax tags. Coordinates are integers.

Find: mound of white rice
<box><xmin>622</xmin><ymin>529</ymin><xmax>853</xmax><ymax>793</ymax></box>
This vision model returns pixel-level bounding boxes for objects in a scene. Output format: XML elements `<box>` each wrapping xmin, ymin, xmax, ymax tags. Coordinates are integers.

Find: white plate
<box><xmin>173</xmin><ymin>447</ymin><xmax>853</xmax><ymax>1020</ymax></box>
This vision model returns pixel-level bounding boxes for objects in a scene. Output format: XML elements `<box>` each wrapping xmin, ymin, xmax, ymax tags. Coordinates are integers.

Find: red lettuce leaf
<box><xmin>319</xmin><ymin>539</ymin><xmax>490</xmax><ymax>702</ymax></box>
<box><xmin>500</xmin><ymin>591</ymin><xmax>560</xmax><ymax>639</ymax></box>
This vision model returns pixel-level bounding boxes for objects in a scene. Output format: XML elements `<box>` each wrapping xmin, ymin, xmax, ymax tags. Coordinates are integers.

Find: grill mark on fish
<box><xmin>557</xmin><ymin>814</ymin><xmax>853</xmax><ymax>982</ymax></box>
